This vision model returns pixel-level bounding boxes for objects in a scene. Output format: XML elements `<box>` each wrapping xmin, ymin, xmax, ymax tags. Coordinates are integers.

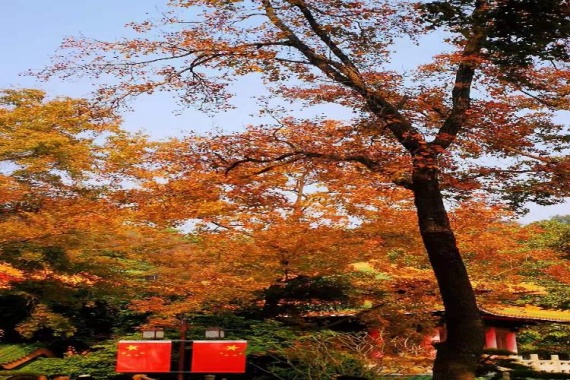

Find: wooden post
<box><xmin>178</xmin><ymin>320</ymin><xmax>188</xmax><ymax>380</ymax></box>
<box><xmin>485</xmin><ymin>327</ymin><xmax>497</xmax><ymax>349</ymax></box>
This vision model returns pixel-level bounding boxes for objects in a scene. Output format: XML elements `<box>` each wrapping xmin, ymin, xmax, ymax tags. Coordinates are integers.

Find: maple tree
<box><xmin>128</xmin><ymin>137</ymin><xmax>440</xmax><ymax>318</ymax></box>
<box><xmin>39</xmin><ymin>1</ymin><xmax>570</xmax><ymax>378</ymax></box>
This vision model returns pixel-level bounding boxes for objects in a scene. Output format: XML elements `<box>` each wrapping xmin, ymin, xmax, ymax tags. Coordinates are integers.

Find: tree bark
<box><xmin>411</xmin><ymin>162</ymin><xmax>485</xmax><ymax>380</ymax></box>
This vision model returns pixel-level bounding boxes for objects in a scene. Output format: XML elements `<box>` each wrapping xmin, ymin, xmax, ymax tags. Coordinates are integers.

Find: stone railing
<box><xmin>512</xmin><ymin>354</ymin><xmax>570</xmax><ymax>373</ymax></box>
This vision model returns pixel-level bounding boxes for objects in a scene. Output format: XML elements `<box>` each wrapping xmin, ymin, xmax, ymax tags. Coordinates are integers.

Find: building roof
<box><xmin>480</xmin><ymin>305</ymin><xmax>570</xmax><ymax>324</ymax></box>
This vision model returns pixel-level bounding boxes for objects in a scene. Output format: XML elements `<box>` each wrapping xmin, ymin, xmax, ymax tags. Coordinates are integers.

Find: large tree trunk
<box><xmin>412</xmin><ymin>166</ymin><xmax>485</xmax><ymax>380</ymax></box>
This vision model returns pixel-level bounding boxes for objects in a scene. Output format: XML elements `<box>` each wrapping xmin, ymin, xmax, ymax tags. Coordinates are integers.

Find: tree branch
<box><xmin>288</xmin><ymin>0</ymin><xmax>362</xmax><ymax>81</ymax></box>
<box><xmin>432</xmin><ymin>1</ymin><xmax>488</xmax><ymax>151</ymax></box>
<box><xmin>262</xmin><ymin>0</ymin><xmax>421</xmax><ymax>154</ymax></box>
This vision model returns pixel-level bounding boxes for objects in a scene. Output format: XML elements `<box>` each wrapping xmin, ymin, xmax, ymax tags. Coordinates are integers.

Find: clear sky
<box><xmin>1</xmin><ymin>0</ymin><xmax>268</xmax><ymax>139</ymax></box>
<box><xmin>1</xmin><ymin>1</ymin><xmax>568</xmax><ymax>223</ymax></box>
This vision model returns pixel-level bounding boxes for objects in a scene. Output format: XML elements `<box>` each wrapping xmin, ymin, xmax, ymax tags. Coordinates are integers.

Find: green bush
<box><xmin>4</xmin><ymin>342</ymin><xmax>119</xmax><ymax>380</ymax></box>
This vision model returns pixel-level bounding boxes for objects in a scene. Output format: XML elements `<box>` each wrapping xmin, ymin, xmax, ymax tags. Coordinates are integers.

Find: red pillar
<box><xmin>485</xmin><ymin>327</ymin><xmax>497</xmax><ymax>349</ymax></box>
<box><xmin>506</xmin><ymin>331</ymin><xmax>517</xmax><ymax>353</ymax></box>
<box><xmin>422</xmin><ymin>330</ymin><xmax>439</xmax><ymax>358</ymax></box>
<box><xmin>368</xmin><ymin>328</ymin><xmax>384</xmax><ymax>359</ymax></box>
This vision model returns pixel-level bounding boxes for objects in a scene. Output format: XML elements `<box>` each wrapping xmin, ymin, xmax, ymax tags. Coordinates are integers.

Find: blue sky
<box><xmin>1</xmin><ymin>1</ymin><xmax>567</xmax><ymax>223</ymax></box>
<box><xmin>0</xmin><ymin>0</ymin><xmax>266</xmax><ymax>138</ymax></box>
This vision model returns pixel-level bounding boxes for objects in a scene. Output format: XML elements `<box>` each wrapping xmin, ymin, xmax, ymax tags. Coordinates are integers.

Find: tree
<box><xmin>124</xmin><ymin>148</ymin><xmax>421</xmax><ymax>322</ymax></box>
<box><xmin>524</xmin><ymin>217</ymin><xmax>570</xmax><ymax>309</ymax></box>
<box><xmin>0</xmin><ymin>89</ymin><xmax>163</xmax><ymax>343</ymax></box>
<box><xmin>41</xmin><ymin>1</ymin><xmax>570</xmax><ymax>378</ymax></box>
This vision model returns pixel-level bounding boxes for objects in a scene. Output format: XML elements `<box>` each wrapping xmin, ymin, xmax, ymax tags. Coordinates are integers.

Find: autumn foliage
<box><xmin>1</xmin><ymin>0</ymin><xmax>569</xmax><ymax>378</ymax></box>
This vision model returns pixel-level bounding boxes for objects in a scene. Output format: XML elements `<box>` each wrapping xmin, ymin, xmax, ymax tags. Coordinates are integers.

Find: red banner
<box><xmin>116</xmin><ymin>340</ymin><xmax>172</xmax><ymax>373</ymax></box>
<box><xmin>191</xmin><ymin>340</ymin><xmax>247</xmax><ymax>373</ymax></box>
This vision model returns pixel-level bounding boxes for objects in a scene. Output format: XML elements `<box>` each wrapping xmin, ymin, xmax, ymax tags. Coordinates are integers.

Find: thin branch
<box><xmin>519</xmin><ymin>88</ymin><xmax>568</xmax><ymax>109</ymax></box>
<box><xmin>225</xmin><ymin>148</ymin><xmax>383</xmax><ymax>177</ymax></box>
<box><xmin>118</xmin><ymin>50</ymin><xmax>195</xmax><ymax>66</ymax></box>
<box><xmin>261</xmin><ymin>0</ymin><xmax>419</xmax><ymax>154</ymax></box>
<box><xmin>289</xmin><ymin>0</ymin><xmax>362</xmax><ymax>80</ymax></box>
<box><xmin>261</xmin><ymin>0</ymin><xmax>351</xmax><ymax>85</ymax></box>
